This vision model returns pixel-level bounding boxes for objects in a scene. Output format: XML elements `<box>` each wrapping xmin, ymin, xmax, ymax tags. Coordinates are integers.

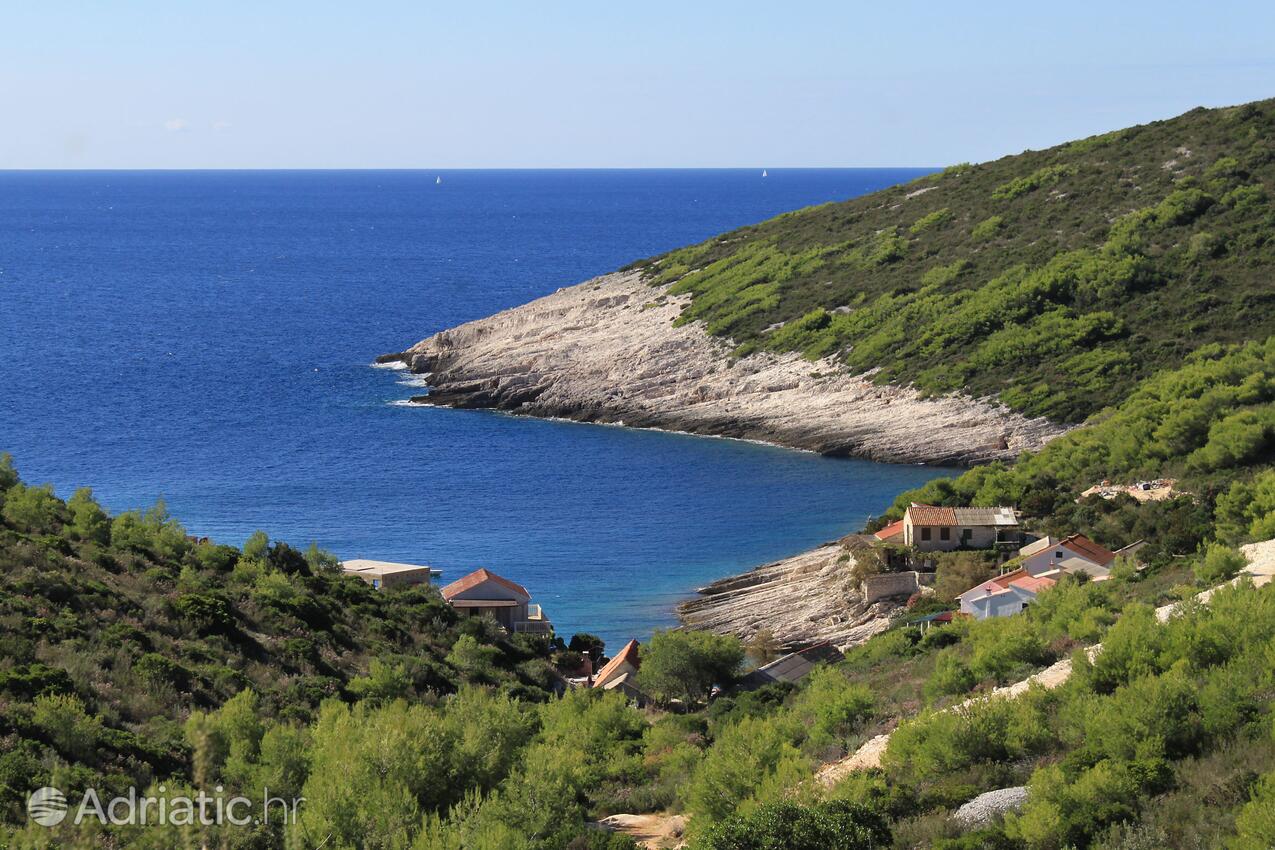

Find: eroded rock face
<box><xmin>677</xmin><ymin>539</ymin><xmax>899</xmax><ymax>652</ymax></box>
<box><xmin>386</xmin><ymin>271</ymin><xmax>1064</xmax><ymax>465</ymax></box>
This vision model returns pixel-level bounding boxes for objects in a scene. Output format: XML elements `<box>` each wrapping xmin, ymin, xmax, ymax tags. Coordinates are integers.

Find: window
<box><xmin>939</xmin><ymin>527</ymin><xmax>951</xmax><ymax>541</ymax></box>
<box><xmin>921</xmin><ymin>527</ymin><xmax>932</xmax><ymax>542</ymax></box>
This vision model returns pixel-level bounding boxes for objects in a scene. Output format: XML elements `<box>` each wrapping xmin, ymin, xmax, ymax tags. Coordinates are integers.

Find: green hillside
<box><xmin>632</xmin><ymin>98</ymin><xmax>1275</xmax><ymax>422</ymax></box>
<box><xmin>0</xmin><ymin>457</ymin><xmax>575</xmax><ymax>844</ymax></box>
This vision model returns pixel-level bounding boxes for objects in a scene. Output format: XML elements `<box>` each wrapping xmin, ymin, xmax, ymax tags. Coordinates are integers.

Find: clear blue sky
<box><xmin>4</xmin><ymin>1</ymin><xmax>1275</xmax><ymax>169</ymax></box>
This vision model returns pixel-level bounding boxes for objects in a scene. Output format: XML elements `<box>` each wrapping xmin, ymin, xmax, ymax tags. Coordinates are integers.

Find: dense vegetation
<box><xmin>630</xmin><ymin>98</ymin><xmax>1275</xmax><ymax>422</ymax></box>
<box><xmin>9</xmin><ymin>97</ymin><xmax>1275</xmax><ymax>849</ymax></box>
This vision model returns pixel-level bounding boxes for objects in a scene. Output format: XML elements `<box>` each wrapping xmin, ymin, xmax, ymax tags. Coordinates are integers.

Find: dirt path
<box><xmin>592</xmin><ymin>813</ymin><xmax>688</xmax><ymax>849</ymax></box>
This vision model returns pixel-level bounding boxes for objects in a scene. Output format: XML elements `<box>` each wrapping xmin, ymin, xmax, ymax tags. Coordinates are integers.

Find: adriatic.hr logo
<box><xmin>26</xmin><ymin>787</ymin><xmax>68</xmax><ymax>826</ymax></box>
<box><xmin>24</xmin><ymin>784</ymin><xmax>303</xmax><ymax>828</ymax></box>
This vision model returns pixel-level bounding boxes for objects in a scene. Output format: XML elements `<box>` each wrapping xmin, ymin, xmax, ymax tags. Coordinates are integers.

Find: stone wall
<box><xmin>863</xmin><ymin>571</ymin><xmax>930</xmax><ymax>604</ymax></box>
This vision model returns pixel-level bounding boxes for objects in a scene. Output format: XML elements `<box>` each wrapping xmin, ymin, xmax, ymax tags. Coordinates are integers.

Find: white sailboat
<box><xmin>436</xmin><ymin>175</ymin><xmax>442</xmax><ymax>185</ymax></box>
<box><xmin>762</xmin><ymin>169</ymin><xmax>768</xmax><ymax>177</ymax></box>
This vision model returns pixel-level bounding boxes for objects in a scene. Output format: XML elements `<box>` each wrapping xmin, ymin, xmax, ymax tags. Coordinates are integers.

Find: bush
<box><xmin>926</xmin><ymin>650</ymin><xmax>976</xmax><ymax>699</ymax></box>
<box><xmin>1194</xmin><ymin>543</ymin><xmax>1246</xmax><ymax>585</ymax></box>
<box><xmin>2</xmin><ymin>483</ymin><xmax>62</xmax><ymax>533</ymax></box>
<box><xmin>1231</xmin><ymin>772</ymin><xmax>1275</xmax><ymax>850</ymax></box>
<box><xmin>638</xmin><ymin>630</ymin><xmax>744</xmax><ymax>705</ymax></box>
<box><xmin>971</xmin><ymin>215</ymin><xmax>1005</xmax><ymax>240</ymax></box>
<box><xmin>695</xmin><ymin>799</ymin><xmax>891</xmax><ymax>850</ymax></box>
<box><xmin>66</xmin><ymin>487</ymin><xmax>110</xmax><ymax>544</ymax></box>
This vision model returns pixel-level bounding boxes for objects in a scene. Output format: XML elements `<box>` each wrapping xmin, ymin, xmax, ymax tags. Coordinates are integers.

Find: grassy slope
<box><xmin>632</xmin><ymin>98</ymin><xmax>1275</xmax><ymax>422</ymax></box>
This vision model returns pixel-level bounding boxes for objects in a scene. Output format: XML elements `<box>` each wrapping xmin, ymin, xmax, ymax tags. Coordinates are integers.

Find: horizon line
<box><xmin>0</xmin><ymin>165</ymin><xmax>941</xmax><ymax>173</ymax></box>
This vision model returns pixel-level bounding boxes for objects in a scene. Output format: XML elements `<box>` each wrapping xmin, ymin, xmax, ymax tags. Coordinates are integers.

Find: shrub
<box><xmin>638</xmin><ymin>630</ymin><xmax>744</xmax><ymax>705</ymax></box>
<box><xmin>2</xmin><ymin>483</ymin><xmax>62</xmax><ymax>533</ymax></box>
<box><xmin>910</xmin><ymin>207</ymin><xmax>953</xmax><ymax>234</ymax></box>
<box><xmin>1231</xmin><ymin>772</ymin><xmax>1275</xmax><ymax>850</ymax></box>
<box><xmin>686</xmin><ymin>715</ymin><xmax>808</xmax><ymax>825</ymax></box>
<box><xmin>971</xmin><ymin>215</ymin><xmax>1005</xmax><ymax>240</ymax></box>
<box><xmin>1194</xmin><ymin>543</ymin><xmax>1247</xmax><ymax>585</ymax></box>
<box><xmin>66</xmin><ymin>487</ymin><xmax>110</xmax><ymax>544</ymax></box>
<box><xmin>926</xmin><ymin>650</ymin><xmax>976</xmax><ymax>699</ymax></box>
<box><xmin>695</xmin><ymin>799</ymin><xmax>891</xmax><ymax>850</ymax></box>
<box><xmin>348</xmin><ymin>659</ymin><xmax>412</xmax><ymax>704</ymax></box>
<box><xmin>992</xmin><ymin>165</ymin><xmax>1075</xmax><ymax>201</ymax></box>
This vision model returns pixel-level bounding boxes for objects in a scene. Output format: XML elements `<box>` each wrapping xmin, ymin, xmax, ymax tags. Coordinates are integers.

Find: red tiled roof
<box><xmin>593</xmin><ymin>639</ymin><xmax>640</xmax><ymax>688</ymax></box>
<box><xmin>1060</xmin><ymin>534</ymin><xmax>1117</xmax><ymax>567</ymax></box>
<box><xmin>958</xmin><ymin>567</ymin><xmax>1033</xmax><ymax>599</ymax></box>
<box><xmin>440</xmin><ymin>568</ymin><xmax>530</xmax><ymax>601</ymax></box>
<box><xmin>1009</xmin><ymin>574</ymin><xmax>1057</xmax><ymax>594</ymax></box>
<box><xmin>874</xmin><ymin>519</ymin><xmax>905</xmax><ymax>541</ymax></box>
<box><xmin>990</xmin><ymin>567</ymin><xmax>1030</xmax><ymax>589</ymax></box>
<box><xmin>906</xmin><ymin>505</ymin><xmax>957</xmax><ymax>527</ymax></box>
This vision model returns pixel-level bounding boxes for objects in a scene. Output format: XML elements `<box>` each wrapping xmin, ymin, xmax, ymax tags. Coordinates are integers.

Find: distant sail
<box><xmin>761</xmin><ymin>169</ymin><xmax>768</xmax><ymax>177</ymax></box>
<box><xmin>436</xmin><ymin>176</ymin><xmax>442</xmax><ymax>185</ymax></box>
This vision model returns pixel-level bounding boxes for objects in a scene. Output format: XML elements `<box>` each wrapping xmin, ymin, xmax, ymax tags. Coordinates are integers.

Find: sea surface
<box><xmin>0</xmin><ymin>168</ymin><xmax>951</xmax><ymax>650</ymax></box>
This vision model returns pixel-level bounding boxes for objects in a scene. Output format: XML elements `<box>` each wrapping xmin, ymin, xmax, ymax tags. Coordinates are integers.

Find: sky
<box><xmin>3</xmin><ymin>1</ymin><xmax>1275</xmax><ymax>169</ymax></box>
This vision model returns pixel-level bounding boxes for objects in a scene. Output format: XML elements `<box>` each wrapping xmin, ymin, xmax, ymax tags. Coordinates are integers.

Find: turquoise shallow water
<box><xmin>0</xmin><ymin>168</ymin><xmax>951</xmax><ymax>650</ymax></box>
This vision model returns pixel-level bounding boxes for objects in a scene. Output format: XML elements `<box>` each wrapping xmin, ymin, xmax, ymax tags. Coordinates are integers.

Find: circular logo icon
<box><xmin>28</xmin><ymin>786</ymin><xmax>68</xmax><ymax>827</ymax></box>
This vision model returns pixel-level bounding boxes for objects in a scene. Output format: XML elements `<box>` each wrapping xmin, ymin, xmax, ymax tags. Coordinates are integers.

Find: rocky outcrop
<box><xmin>677</xmin><ymin>537</ymin><xmax>900</xmax><ymax>652</ymax></box>
<box><xmin>953</xmin><ymin>787</ymin><xmax>1030</xmax><ymax>826</ymax></box>
<box><xmin>383</xmin><ymin>271</ymin><xmax>1064</xmax><ymax>465</ymax></box>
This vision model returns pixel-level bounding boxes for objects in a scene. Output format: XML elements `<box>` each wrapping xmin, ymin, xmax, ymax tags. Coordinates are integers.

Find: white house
<box><xmin>1018</xmin><ymin>533</ymin><xmax>1117</xmax><ymax>579</ymax></box>
<box><xmin>957</xmin><ymin>568</ymin><xmax>1061</xmax><ymax>620</ymax></box>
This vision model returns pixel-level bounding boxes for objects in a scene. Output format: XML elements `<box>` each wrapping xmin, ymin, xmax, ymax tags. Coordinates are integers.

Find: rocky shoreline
<box><xmin>381</xmin><ymin>269</ymin><xmax>1066</xmax><ymax>645</ymax></box>
<box><xmin>380</xmin><ymin>271</ymin><xmax>1064</xmax><ymax>466</ymax></box>
<box><xmin>677</xmin><ymin>536</ymin><xmax>902</xmax><ymax>652</ymax></box>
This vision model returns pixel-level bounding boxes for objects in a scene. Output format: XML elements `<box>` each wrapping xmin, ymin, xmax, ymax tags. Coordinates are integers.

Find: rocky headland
<box><xmin>380</xmin><ymin>270</ymin><xmax>1064</xmax><ymax>466</ymax></box>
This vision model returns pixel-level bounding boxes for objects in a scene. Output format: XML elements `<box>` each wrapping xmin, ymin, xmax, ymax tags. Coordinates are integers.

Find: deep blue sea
<box><xmin>0</xmin><ymin>168</ymin><xmax>950</xmax><ymax>650</ymax></box>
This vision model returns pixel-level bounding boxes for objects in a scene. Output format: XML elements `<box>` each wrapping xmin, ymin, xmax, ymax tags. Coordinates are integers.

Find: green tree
<box><xmin>1231</xmin><ymin>772</ymin><xmax>1275</xmax><ymax>850</ymax></box>
<box><xmin>447</xmin><ymin>634</ymin><xmax>502</xmax><ymax>682</ymax></box>
<box><xmin>1</xmin><ymin>483</ymin><xmax>62</xmax><ymax>533</ymax></box>
<box><xmin>695</xmin><ymin>800</ymin><xmax>890</xmax><ymax>850</ymax></box>
<box><xmin>638</xmin><ymin>630</ymin><xmax>743</xmax><ymax>705</ymax></box>
<box><xmin>243</xmin><ymin>529</ymin><xmax>270</xmax><ymax>560</ymax></box>
<box><xmin>66</xmin><ymin>487</ymin><xmax>110</xmax><ymax>544</ymax></box>
<box><xmin>348</xmin><ymin>659</ymin><xmax>412</xmax><ymax>704</ymax></box>
<box><xmin>1194</xmin><ymin>542</ymin><xmax>1246</xmax><ymax>585</ymax></box>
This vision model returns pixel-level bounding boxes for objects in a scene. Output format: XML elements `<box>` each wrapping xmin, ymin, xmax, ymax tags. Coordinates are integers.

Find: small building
<box><xmin>592</xmin><ymin>640</ymin><xmax>651</xmax><ymax>705</ymax></box>
<box><xmin>957</xmin><ymin>568</ymin><xmax>1060</xmax><ymax>620</ymax></box>
<box><xmin>738</xmin><ymin>643</ymin><xmax>845</xmax><ymax>690</ymax></box>
<box><xmin>1018</xmin><ymin>533</ymin><xmax>1117</xmax><ymax>579</ymax></box>
<box><xmin>903</xmin><ymin>504</ymin><xmax>1020</xmax><ymax>552</ymax></box>
<box><xmin>440</xmin><ymin>568</ymin><xmax>553</xmax><ymax>634</ymax></box>
<box><xmin>593</xmin><ymin>639</ymin><xmax>641</xmax><ymax>690</ymax></box>
<box><xmin>873</xmin><ymin>519</ymin><xmax>905</xmax><ymax>545</ymax></box>
<box><xmin>341</xmin><ymin>559</ymin><xmax>441</xmax><ymax>590</ymax></box>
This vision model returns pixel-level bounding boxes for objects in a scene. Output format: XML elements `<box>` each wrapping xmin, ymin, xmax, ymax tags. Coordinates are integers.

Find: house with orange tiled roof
<box><xmin>594</xmin><ymin>639</ymin><xmax>641</xmax><ymax>690</ymax></box>
<box><xmin>591</xmin><ymin>639</ymin><xmax>651</xmax><ymax>705</ymax></box>
<box><xmin>440</xmin><ymin>568</ymin><xmax>552</xmax><ymax>635</ymax></box>
<box><xmin>873</xmin><ymin>519</ymin><xmax>906</xmax><ymax>544</ymax></box>
<box><xmin>1019</xmin><ymin>533</ymin><xmax>1118</xmax><ymax>579</ymax></box>
<box><xmin>903</xmin><ymin>504</ymin><xmax>1020</xmax><ymax>552</ymax></box>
